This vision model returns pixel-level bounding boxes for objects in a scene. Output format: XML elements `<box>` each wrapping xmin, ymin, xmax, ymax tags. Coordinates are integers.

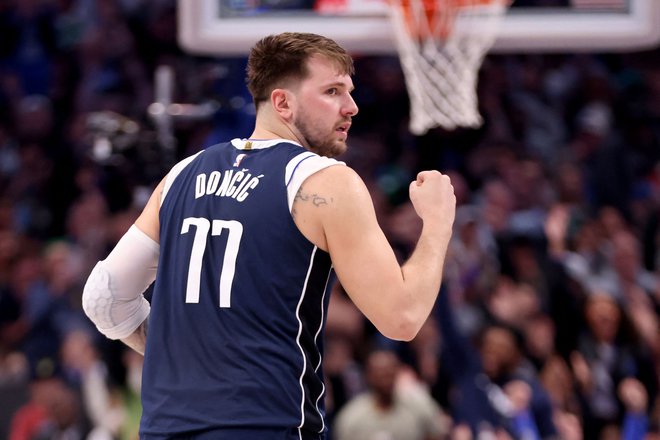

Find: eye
<box><xmin>326</xmin><ymin>88</ymin><xmax>338</xmax><ymax>95</ymax></box>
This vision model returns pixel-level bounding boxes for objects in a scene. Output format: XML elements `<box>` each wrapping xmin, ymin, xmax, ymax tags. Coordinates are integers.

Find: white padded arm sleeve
<box><xmin>82</xmin><ymin>225</ymin><xmax>159</xmax><ymax>340</ymax></box>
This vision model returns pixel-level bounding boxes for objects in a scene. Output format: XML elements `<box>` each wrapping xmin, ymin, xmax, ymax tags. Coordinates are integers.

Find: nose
<box><xmin>343</xmin><ymin>93</ymin><xmax>359</xmax><ymax>117</ymax></box>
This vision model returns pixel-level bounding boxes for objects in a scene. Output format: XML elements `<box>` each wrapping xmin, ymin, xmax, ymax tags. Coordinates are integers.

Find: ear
<box><xmin>271</xmin><ymin>88</ymin><xmax>294</xmax><ymax>121</ymax></box>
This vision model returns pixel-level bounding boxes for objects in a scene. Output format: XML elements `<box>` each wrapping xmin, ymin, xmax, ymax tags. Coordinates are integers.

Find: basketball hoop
<box><xmin>388</xmin><ymin>0</ymin><xmax>510</xmax><ymax>134</ymax></box>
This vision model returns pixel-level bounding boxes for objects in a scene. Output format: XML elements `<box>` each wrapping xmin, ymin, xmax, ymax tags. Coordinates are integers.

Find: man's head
<box><xmin>246</xmin><ymin>32</ymin><xmax>354</xmax><ymax>107</ymax></box>
<box><xmin>478</xmin><ymin>324</ymin><xmax>523</xmax><ymax>380</ymax></box>
<box><xmin>584</xmin><ymin>292</ymin><xmax>621</xmax><ymax>343</ymax></box>
<box><xmin>246</xmin><ymin>33</ymin><xmax>358</xmax><ymax>157</ymax></box>
<box><xmin>365</xmin><ymin>349</ymin><xmax>400</xmax><ymax>406</ymax></box>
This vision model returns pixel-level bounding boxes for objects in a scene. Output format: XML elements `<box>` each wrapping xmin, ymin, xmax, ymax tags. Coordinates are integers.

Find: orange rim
<box><xmin>394</xmin><ymin>0</ymin><xmax>507</xmax><ymax>40</ymax></box>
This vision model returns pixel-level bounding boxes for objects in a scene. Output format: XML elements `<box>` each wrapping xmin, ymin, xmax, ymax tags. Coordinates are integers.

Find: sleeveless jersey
<box><xmin>140</xmin><ymin>139</ymin><xmax>342</xmax><ymax>438</ymax></box>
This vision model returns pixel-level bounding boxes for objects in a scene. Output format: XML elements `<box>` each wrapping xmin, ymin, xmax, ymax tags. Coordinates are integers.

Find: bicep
<box><xmin>309</xmin><ymin>168</ymin><xmax>405</xmax><ymax>322</ymax></box>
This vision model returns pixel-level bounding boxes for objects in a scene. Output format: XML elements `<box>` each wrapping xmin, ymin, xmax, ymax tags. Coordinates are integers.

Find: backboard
<box><xmin>178</xmin><ymin>0</ymin><xmax>660</xmax><ymax>55</ymax></box>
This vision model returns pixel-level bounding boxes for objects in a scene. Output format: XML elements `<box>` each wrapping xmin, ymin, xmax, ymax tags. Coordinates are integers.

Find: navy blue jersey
<box><xmin>140</xmin><ymin>139</ymin><xmax>342</xmax><ymax>439</ymax></box>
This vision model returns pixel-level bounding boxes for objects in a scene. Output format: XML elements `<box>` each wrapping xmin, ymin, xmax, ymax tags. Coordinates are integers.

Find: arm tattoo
<box><xmin>294</xmin><ymin>185</ymin><xmax>332</xmax><ymax>210</ymax></box>
<box><xmin>312</xmin><ymin>195</ymin><xmax>329</xmax><ymax>207</ymax></box>
<box><xmin>121</xmin><ymin>318</ymin><xmax>148</xmax><ymax>356</ymax></box>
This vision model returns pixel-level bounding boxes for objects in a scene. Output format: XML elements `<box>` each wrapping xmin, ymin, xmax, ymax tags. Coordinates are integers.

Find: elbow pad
<box><xmin>82</xmin><ymin>225</ymin><xmax>159</xmax><ymax>340</ymax></box>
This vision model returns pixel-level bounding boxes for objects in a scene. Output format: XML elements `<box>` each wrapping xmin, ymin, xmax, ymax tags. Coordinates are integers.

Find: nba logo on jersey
<box><xmin>233</xmin><ymin>153</ymin><xmax>247</xmax><ymax>167</ymax></box>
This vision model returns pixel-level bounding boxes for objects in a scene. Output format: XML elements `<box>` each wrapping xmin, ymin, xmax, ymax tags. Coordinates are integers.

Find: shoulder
<box><xmin>397</xmin><ymin>389</ymin><xmax>441</xmax><ymax>415</ymax></box>
<box><xmin>161</xmin><ymin>150</ymin><xmax>205</xmax><ymax>205</ymax></box>
<box><xmin>301</xmin><ymin>165</ymin><xmax>373</xmax><ymax>214</ymax></box>
<box><xmin>298</xmin><ymin>162</ymin><xmax>364</xmax><ymax>193</ymax></box>
<box><xmin>292</xmin><ymin>164</ymin><xmax>370</xmax><ymax>218</ymax></box>
<box><xmin>286</xmin><ymin>153</ymin><xmax>360</xmax><ymax>212</ymax></box>
<box><xmin>334</xmin><ymin>393</ymin><xmax>375</xmax><ymax>423</ymax></box>
<box><xmin>286</xmin><ymin>152</ymin><xmax>346</xmax><ymax>183</ymax></box>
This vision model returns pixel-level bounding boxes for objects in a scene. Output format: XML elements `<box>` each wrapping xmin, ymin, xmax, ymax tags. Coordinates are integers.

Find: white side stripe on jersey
<box><xmin>314</xmin><ymin>268</ymin><xmax>333</xmax><ymax>433</ymax></box>
<box><xmin>295</xmin><ymin>246</ymin><xmax>318</xmax><ymax>431</ymax></box>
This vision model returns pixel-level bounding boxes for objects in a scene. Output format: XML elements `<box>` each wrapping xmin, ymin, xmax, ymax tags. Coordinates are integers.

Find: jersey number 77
<box><xmin>180</xmin><ymin>217</ymin><xmax>243</xmax><ymax>308</ymax></box>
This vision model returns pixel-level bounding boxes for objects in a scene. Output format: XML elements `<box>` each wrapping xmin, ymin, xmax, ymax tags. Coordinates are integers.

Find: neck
<box><xmin>251</xmin><ymin>111</ymin><xmax>307</xmax><ymax>148</ymax></box>
<box><xmin>249</xmin><ymin>125</ymin><xmax>308</xmax><ymax>150</ymax></box>
<box><xmin>249</xmin><ymin>126</ymin><xmax>289</xmax><ymax>141</ymax></box>
<box><xmin>373</xmin><ymin>393</ymin><xmax>394</xmax><ymax>410</ymax></box>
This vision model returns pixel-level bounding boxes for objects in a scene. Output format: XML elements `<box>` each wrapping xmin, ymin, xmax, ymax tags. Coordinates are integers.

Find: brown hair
<box><xmin>246</xmin><ymin>32</ymin><xmax>354</xmax><ymax>107</ymax></box>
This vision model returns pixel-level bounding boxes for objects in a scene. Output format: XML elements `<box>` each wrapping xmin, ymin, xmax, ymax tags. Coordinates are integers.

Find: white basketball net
<box><xmin>388</xmin><ymin>0</ymin><xmax>509</xmax><ymax>134</ymax></box>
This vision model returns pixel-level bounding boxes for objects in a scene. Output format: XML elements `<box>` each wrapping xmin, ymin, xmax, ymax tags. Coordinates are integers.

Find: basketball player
<box><xmin>82</xmin><ymin>32</ymin><xmax>456</xmax><ymax>440</ymax></box>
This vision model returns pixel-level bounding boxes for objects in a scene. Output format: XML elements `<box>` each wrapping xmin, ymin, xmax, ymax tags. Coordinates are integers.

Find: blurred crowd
<box><xmin>0</xmin><ymin>0</ymin><xmax>658</xmax><ymax>439</ymax></box>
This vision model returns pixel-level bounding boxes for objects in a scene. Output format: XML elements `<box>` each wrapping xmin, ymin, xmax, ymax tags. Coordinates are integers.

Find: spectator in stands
<box><xmin>332</xmin><ymin>349</ymin><xmax>449</xmax><ymax>440</ymax></box>
<box><xmin>0</xmin><ymin>2</ymin><xmax>658</xmax><ymax>439</ymax></box>
<box><xmin>8</xmin><ymin>374</ymin><xmax>90</xmax><ymax>440</ymax></box>
<box><xmin>571</xmin><ymin>292</ymin><xmax>658</xmax><ymax>439</ymax></box>
<box><xmin>435</xmin><ymin>289</ymin><xmax>558</xmax><ymax>438</ymax></box>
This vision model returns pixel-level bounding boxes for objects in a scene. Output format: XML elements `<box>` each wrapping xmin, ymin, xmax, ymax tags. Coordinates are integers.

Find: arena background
<box><xmin>0</xmin><ymin>0</ymin><xmax>658</xmax><ymax>439</ymax></box>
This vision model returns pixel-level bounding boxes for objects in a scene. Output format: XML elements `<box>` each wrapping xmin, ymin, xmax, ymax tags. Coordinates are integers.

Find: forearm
<box><xmin>319</xmin><ymin>168</ymin><xmax>456</xmax><ymax>342</ymax></box>
<box><xmin>121</xmin><ymin>318</ymin><xmax>149</xmax><ymax>356</ymax></box>
<box><xmin>399</xmin><ymin>222</ymin><xmax>452</xmax><ymax>335</ymax></box>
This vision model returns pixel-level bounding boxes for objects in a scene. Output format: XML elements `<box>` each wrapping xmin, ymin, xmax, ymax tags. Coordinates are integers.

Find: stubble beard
<box><xmin>294</xmin><ymin>114</ymin><xmax>347</xmax><ymax>158</ymax></box>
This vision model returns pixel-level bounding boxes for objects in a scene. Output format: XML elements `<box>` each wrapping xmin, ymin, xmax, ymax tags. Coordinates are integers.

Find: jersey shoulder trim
<box><xmin>160</xmin><ymin>151</ymin><xmax>204</xmax><ymax>206</ymax></box>
<box><xmin>231</xmin><ymin>138</ymin><xmax>302</xmax><ymax>150</ymax></box>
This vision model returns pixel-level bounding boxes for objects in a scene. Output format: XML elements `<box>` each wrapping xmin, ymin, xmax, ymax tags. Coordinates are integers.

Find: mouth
<box><xmin>336</xmin><ymin>122</ymin><xmax>351</xmax><ymax>135</ymax></box>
